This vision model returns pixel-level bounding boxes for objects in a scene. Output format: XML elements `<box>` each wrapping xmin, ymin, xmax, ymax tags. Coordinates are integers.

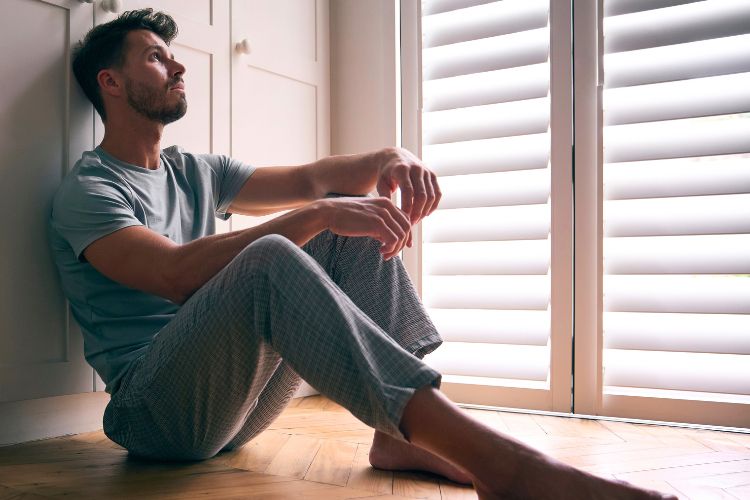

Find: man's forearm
<box><xmin>167</xmin><ymin>201</ymin><xmax>329</xmax><ymax>304</ymax></box>
<box><xmin>307</xmin><ymin>149</ymin><xmax>384</xmax><ymax>198</ymax></box>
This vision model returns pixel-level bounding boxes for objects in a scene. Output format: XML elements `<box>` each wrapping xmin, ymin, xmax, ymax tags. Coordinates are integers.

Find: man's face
<box><xmin>119</xmin><ymin>30</ymin><xmax>187</xmax><ymax>124</ymax></box>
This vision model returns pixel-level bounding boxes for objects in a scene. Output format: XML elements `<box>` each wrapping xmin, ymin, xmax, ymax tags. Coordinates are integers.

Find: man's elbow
<box><xmin>160</xmin><ymin>261</ymin><xmax>192</xmax><ymax>305</ymax></box>
<box><xmin>168</xmin><ymin>288</ymin><xmax>190</xmax><ymax>306</ymax></box>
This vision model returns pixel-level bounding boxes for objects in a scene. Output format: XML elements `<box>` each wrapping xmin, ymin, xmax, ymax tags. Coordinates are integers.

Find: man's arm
<box><xmin>84</xmin><ymin>196</ymin><xmax>411</xmax><ymax>305</ymax></box>
<box><xmin>229</xmin><ymin>147</ymin><xmax>441</xmax><ymax>225</ymax></box>
<box><xmin>84</xmin><ymin>147</ymin><xmax>438</xmax><ymax>306</ymax></box>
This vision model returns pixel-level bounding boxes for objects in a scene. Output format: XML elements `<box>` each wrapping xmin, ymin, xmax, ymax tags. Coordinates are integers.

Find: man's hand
<box><xmin>320</xmin><ymin>197</ymin><xmax>412</xmax><ymax>260</ymax></box>
<box><xmin>375</xmin><ymin>147</ymin><xmax>442</xmax><ymax>248</ymax></box>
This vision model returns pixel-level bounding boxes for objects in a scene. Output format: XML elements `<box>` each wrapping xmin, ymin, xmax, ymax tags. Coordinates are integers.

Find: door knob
<box><xmin>101</xmin><ymin>0</ymin><xmax>123</xmax><ymax>13</ymax></box>
<box><xmin>235</xmin><ymin>39</ymin><xmax>252</xmax><ymax>55</ymax></box>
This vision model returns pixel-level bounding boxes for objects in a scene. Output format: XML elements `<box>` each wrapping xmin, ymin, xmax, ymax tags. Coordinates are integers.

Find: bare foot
<box><xmin>368</xmin><ymin>430</ymin><xmax>473</xmax><ymax>484</ymax></box>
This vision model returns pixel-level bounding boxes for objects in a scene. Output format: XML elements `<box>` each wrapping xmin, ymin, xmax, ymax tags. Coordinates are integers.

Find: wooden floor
<box><xmin>1</xmin><ymin>395</ymin><xmax>749</xmax><ymax>499</ymax></box>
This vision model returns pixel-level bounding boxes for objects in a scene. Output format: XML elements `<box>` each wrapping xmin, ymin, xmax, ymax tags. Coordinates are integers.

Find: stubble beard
<box><xmin>125</xmin><ymin>77</ymin><xmax>187</xmax><ymax>125</ymax></box>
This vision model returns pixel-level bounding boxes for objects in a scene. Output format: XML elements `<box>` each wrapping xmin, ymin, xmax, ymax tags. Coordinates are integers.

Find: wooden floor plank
<box><xmin>618</xmin><ymin>459</ymin><xmax>750</xmax><ymax>483</ymax></box>
<box><xmin>583</xmin><ymin>451</ymin><xmax>750</xmax><ymax>476</ymax></box>
<box><xmin>726</xmin><ymin>483</ymin><xmax>750</xmax><ymax>499</ymax></box>
<box><xmin>518</xmin><ymin>434</ymin><xmax>629</xmax><ymax>454</ymax></box>
<box><xmin>346</xmin><ymin>444</ymin><xmax>393</xmax><ymax>495</ymax></box>
<box><xmin>723</xmin><ymin>432</ymin><xmax>750</xmax><ymax>449</ymax></box>
<box><xmin>564</xmin><ymin>445</ymin><xmax>716</xmax><ymax>469</ymax></box>
<box><xmin>532</xmin><ymin>414</ymin><xmax>622</xmax><ymax>442</ymax></box>
<box><xmin>438</xmin><ymin>480</ymin><xmax>478</xmax><ymax>500</ymax></box>
<box><xmin>264</xmin><ymin>434</ymin><xmax>322</xmax><ymax>478</ymax></box>
<box><xmin>0</xmin><ymin>483</ymin><xmax>49</xmax><ymax>499</ymax></box>
<box><xmin>688</xmin><ymin>431</ymin><xmax>750</xmax><ymax>454</ymax></box>
<box><xmin>599</xmin><ymin>420</ymin><xmax>662</xmax><ymax>443</ymax></box>
<box><xmin>670</xmin><ymin>470</ymin><xmax>750</xmax><ymax>492</ymax></box>
<box><xmin>496</xmin><ymin>411</ymin><xmax>548</xmax><ymax>437</ymax></box>
<box><xmin>542</xmin><ymin>439</ymin><xmax>671</xmax><ymax>460</ymax></box>
<box><xmin>305</xmin><ymin>439</ymin><xmax>358</xmax><ymax>486</ymax></box>
<box><xmin>462</xmin><ymin>408</ymin><xmax>508</xmax><ymax>433</ymax></box>
<box><xmin>219</xmin><ymin>430</ymin><xmax>291</xmax><ymax>472</ymax></box>
<box><xmin>668</xmin><ymin>479</ymin><xmax>738</xmax><ymax>500</ymax></box>
<box><xmin>615</xmin><ymin>478</ymin><xmax>686</xmax><ymax>500</ymax></box>
<box><xmin>351</xmin><ymin>495</ymin><xmax>423</xmax><ymax>500</ymax></box>
<box><xmin>0</xmin><ymin>460</ymin><xmax>293</xmax><ymax>499</ymax></box>
<box><xmin>392</xmin><ymin>471</ymin><xmax>441</xmax><ymax>500</ymax></box>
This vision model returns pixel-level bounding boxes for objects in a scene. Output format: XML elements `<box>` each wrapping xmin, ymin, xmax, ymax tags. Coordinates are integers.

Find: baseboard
<box><xmin>0</xmin><ymin>392</ymin><xmax>110</xmax><ymax>447</ymax></box>
<box><xmin>0</xmin><ymin>381</ymin><xmax>320</xmax><ymax>447</ymax></box>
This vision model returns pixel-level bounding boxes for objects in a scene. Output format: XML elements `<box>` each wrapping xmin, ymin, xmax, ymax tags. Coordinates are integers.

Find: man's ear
<box><xmin>97</xmin><ymin>68</ymin><xmax>123</xmax><ymax>98</ymax></box>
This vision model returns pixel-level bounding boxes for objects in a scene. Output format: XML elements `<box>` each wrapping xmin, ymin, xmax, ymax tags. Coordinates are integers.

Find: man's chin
<box><xmin>160</xmin><ymin>105</ymin><xmax>187</xmax><ymax>125</ymax></box>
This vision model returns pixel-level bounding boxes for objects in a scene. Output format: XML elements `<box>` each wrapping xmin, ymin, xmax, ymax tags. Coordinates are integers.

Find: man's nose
<box><xmin>170</xmin><ymin>58</ymin><xmax>186</xmax><ymax>77</ymax></box>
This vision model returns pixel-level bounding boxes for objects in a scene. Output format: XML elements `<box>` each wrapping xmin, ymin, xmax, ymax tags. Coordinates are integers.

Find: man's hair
<box><xmin>72</xmin><ymin>9</ymin><xmax>178</xmax><ymax>121</ymax></box>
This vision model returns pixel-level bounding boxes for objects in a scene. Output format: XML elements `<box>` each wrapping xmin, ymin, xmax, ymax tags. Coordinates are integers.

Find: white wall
<box><xmin>330</xmin><ymin>0</ymin><xmax>399</xmax><ymax>155</ymax></box>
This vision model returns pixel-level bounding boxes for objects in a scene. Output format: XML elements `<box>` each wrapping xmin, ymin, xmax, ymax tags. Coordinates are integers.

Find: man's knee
<box><xmin>232</xmin><ymin>233</ymin><xmax>321</xmax><ymax>288</ymax></box>
<box><xmin>235</xmin><ymin>234</ymin><xmax>300</xmax><ymax>268</ymax></box>
<box><xmin>248</xmin><ymin>233</ymin><xmax>298</xmax><ymax>255</ymax></box>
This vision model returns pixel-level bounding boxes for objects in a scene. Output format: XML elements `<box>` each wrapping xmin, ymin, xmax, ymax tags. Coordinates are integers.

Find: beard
<box><xmin>125</xmin><ymin>77</ymin><xmax>187</xmax><ymax>125</ymax></box>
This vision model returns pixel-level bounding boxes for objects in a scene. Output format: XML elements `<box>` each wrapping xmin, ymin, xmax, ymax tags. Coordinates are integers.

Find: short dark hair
<box><xmin>72</xmin><ymin>8</ymin><xmax>178</xmax><ymax>121</ymax></box>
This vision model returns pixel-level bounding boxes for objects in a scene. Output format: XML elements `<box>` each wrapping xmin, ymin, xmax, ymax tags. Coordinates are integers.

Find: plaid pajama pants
<box><xmin>102</xmin><ymin>230</ymin><xmax>443</xmax><ymax>461</ymax></box>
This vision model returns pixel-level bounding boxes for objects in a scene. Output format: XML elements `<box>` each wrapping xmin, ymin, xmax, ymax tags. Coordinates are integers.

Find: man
<box><xmin>49</xmin><ymin>9</ymin><xmax>674</xmax><ymax>499</ymax></box>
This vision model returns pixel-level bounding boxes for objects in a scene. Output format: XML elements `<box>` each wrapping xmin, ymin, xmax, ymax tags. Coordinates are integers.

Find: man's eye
<box><xmin>151</xmin><ymin>53</ymin><xmax>160</xmax><ymax>61</ymax></box>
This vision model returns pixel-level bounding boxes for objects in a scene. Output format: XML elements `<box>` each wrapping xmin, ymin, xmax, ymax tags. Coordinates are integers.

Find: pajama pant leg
<box><xmin>102</xmin><ymin>233</ymin><xmax>442</xmax><ymax>461</ymax></box>
<box><xmin>302</xmin><ymin>230</ymin><xmax>442</xmax><ymax>359</ymax></box>
<box><xmin>218</xmin><ymin>231</ymin><xmax>443</xmax><ymax>452</ymax></box>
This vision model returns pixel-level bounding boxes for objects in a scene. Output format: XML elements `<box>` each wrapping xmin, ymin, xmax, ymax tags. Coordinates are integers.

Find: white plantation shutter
<box><xmin>419</xmin><ymin>0</ymin><xmax>557</xmax><ymax>391</ymax></box>
<box><xmin>601</xmin><ymin>0</ymin><xmax>750</xmax><ymax>402</ymax></box>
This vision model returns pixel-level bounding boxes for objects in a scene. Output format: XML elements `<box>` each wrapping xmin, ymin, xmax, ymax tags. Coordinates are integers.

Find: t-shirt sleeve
<box><xmin>197</xmin><ymin>154</ymin><xmax>255</xmax><ymax>220</ymax></box>
<box><xmin>50</xmin><ymin>173</ymin><xmax>143</xmax><ymax>262</ymax></box>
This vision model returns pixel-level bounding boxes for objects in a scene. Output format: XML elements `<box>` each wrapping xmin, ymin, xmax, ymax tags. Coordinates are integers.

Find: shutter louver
<box><xmin>421</xmin><ymin>0</ymin><xmax>553</xmax><ymax>388</ymax></box>
<box><xmin>602</xmin><ymin>0</ymin><xmax>750</xmax><ymax>402</ymax></box>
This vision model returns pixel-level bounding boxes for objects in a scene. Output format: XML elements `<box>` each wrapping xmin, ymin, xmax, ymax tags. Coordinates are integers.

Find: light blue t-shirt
<box><xmin>48</xmin><ymin>145</ymin><xmax>255</xmax><ymax>394</ymax></box>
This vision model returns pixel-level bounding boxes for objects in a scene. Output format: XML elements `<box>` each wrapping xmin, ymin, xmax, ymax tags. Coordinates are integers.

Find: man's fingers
<box><xmin>409</xmin><ymin>168</ymin><xmax>428</xmax><ymax>224</ymax></box>
<box><xmin>375</xmin><ymin>208</ymin><xmax>408</xmax><ymax>255</ymax></box>
<box><xmin>376</xmin><ymin>176</ymin><xmax>395</xmax><ymax>198</ymax></box>
<box><xmin>374</xmin><ymin>199</ymin><xmax>412</xmax><ymax>258</ymax></box>
<box><xmin>398</xmin><ymin>171</ymin><xmax>415</xmax><ymax>219</ymax></box>
<box><xmin>421</xmin><ymin>170</ymin><xmax>436</xmax><ymax>221</ymax></box>
<box><xmin>429</xmin><ymin>171</ymin><xmax>442</xmax><ymax>215</ymax></box>
<box><xmin>327</xmin><ymin>194</ymin><xmax>419</xmax><ymax>260</ymax></box>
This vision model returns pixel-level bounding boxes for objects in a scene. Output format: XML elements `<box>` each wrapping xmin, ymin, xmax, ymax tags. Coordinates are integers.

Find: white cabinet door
<box><xmin>230</xmin><ymin>1</ymin><xmax>329</xmax><ymax>397</ymax></box>
<box><xmin>92</xmin><ymin>0</ymin><xmax>232</xmax><ymax>391</ymax></box>
<box><xmin>230</xmin><ymin>0</ymin><xmax>330</xmax><ymax>231</ymax></box>
<box><xmin>0</xmin><ymin>0</ymin><xmax>95</xmax><ymax>402</ymax></box>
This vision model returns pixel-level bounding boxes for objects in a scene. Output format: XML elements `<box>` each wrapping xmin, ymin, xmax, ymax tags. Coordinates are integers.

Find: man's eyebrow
<box><xmin>142</xmin><ymin>44</ymin><xmax>175</xmax><ymax>59</ymax></box>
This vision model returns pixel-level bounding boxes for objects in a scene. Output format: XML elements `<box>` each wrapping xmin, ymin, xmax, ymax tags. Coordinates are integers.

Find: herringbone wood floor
<box><xmin>1</xmin><ymin>395</ymin><xmax>749</xmax><ymax>499</ymax></box>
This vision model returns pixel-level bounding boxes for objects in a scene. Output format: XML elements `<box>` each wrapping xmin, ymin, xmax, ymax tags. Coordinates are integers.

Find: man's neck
<box><xmin>99</xmin><ymin>116</ymin><xmax>164</xmax><ymax>170</ymax></box>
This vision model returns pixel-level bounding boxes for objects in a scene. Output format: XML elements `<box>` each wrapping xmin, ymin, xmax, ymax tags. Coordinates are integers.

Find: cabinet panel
<box><xmin>233</xmin><ymin>67</ymin><xmax>318</xmax><ymax>166</ymax></box>
<box><xmin>230</xmin><ymin>0</ymin><xmax>329</xmax><ymax>188</ymax></box>
<box><xmin>0</xmin><ymin>0</ymin><xmax>95</xmax><ymax>401</ymax></box>
<box><xmin>234</xmin><ymin>0</ymin><xmax>317</xmax><ymax>63</ymax></box>
<box><xmin>152</xmin><ymin>0</ymin><xmax>212</xmax><ymax>26</ymax></box>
